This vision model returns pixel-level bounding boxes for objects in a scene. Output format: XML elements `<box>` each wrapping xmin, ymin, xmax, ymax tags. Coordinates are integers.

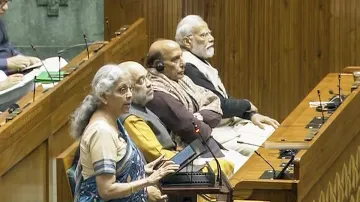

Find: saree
<box><xmin>73</xmin><ymin>120</ymin><xmax>148</xmax><ymax>202</ymax></box>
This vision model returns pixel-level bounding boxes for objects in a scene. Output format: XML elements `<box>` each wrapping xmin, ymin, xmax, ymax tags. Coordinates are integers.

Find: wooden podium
<box><xmin>230</xmin><ymin>72</ymin><xmax>360</xmax><ymax>202</ymax></box>
<box><xmin>0</xmin><ymin>19</ymin><xmax>148</xmax><ymax>202</ymax></box>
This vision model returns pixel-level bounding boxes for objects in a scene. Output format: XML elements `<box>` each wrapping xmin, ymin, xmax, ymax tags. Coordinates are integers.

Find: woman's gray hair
<box><xmin>70</xmin><ymin>64</ymin><xmax>128</xmax><ymax>139</ymax></box>
<box><xmin>175</xmin><ymin>15</ymin><xmax>207</xmax><ymax>47</ymax></box>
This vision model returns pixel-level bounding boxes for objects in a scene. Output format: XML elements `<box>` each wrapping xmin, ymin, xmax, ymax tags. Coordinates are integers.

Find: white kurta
<box><xmin>182</xmin><ymin>50</ymin><xmax>275</xmax><ymax>157</ymax></box>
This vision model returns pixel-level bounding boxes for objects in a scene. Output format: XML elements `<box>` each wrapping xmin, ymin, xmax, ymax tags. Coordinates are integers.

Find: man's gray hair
<box><xmin>175</xmin><ymin>15</ymin><xmax>207</xmax><ymax>47</ymax></box>
<box><xmin>70</xmin><ymin>64</ymin><xmax>128</xmax><ymax>139</ymax></box>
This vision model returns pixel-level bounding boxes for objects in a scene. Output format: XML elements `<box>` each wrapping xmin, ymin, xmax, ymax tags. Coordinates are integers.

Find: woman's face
<box><xmin>104</xmin><ymin>74</ymin><xmax>133</xmax><ymax>116</ymax></box>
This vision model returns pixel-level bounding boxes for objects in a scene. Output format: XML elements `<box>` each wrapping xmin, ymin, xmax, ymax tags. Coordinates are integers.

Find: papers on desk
<box><xmin>32</xmin><ymin>57</ymin><xmax>68</xmax><ymax>89</ymax></box>
<box><xmin>309</xmin><ymin>101</ymin><xmax>334</xmax><ymax>108</ymax></box>
<box><xmin>0</xmin><ymin>57</ymin><xmax>68</xmax><ymax>111</ymax></box>
<box><xmin>27</xmin><ymin>57</ymin><xmax>68</xmax><ymax>72</ymax></box>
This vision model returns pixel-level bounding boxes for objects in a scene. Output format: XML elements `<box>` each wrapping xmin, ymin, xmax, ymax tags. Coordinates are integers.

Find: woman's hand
<box><xmin>147</xmin><ymin>186</ymin><xmax>168</xmax><ymax>202</ymax></box>
<box><xmin>145</xmin><ymin>154</ymin><xmax>165</xmax><ymax>174</ymax></box>
<box><xmin>147</xmin><ymin>161</ymin><xmax>179</xmax><ymax>185</ymax></box>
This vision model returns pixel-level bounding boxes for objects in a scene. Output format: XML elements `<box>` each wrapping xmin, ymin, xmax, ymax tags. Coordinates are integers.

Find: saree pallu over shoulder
<box><xmin>74</xmin><ymin>121</ymin><xmax>147</xmax><ymax>202</ymax></box>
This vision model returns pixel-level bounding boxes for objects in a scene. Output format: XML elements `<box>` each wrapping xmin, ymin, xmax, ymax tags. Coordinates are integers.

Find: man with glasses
<box><xmin>175</xmin><ymin>15</ymin><xmax>280</xmax><ymax>156</ymax></box>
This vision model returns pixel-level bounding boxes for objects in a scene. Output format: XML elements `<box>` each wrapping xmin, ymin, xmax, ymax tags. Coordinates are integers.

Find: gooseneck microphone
<box><xmin>105</xmin><ymin>17</ymin><xmax>111</xmax><ymax>40</ymax></box>
<box><xmin>58</xmin><ymin>54</ymin><xmax>61</xmax><ymax>80</ymax></box>
<box><xmin>338</xmin><ymin>74</ymin><xmax>342</xmax><ymax>104</ymax></box>
<box><xmin>30</xmin><ymin>44</ymin><xmax>55</xmax><ymax>85</ymax></box>
<box><xmin>192</xmin><ymin>121</ymin><xmax>222</xmax><ymax>186</ymax></box>
<box><xmin>33</xmin><ymin>76</ymin><xmax>36</xmax><ymax>102</ymax></box>
<box><xmin>237</xmin><ymin>141</ymin><xmax>265</xmax><ymax>148</ymax></box>
<box><xmin>254</xmin><ymin>151</ymin><xmax>276</xmax><ymax>179</ymax></box>
<box><xmin>317</xmin><ymin>90</ymin><xmax>325</xmax><ymax>123</ymax></box>
<box><xmin>83</xmin><ymin>34</ymin><xmax>90</xmax><ymax>59</ymax></box>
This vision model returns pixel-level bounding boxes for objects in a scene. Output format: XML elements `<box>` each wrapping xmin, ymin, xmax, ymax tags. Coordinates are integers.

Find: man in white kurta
<box><xmin>175</xmin><ymin>15</ymin><xmax>280</xmax><ymax>156</ymax></box>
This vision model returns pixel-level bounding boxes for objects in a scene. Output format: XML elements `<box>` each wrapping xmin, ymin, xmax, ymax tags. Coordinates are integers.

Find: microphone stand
<box><xmin>237</xmin><ymin>141</ymin><xmax>264</xmax><ymax>148</ymax></box>
<box><xmin>237</xmin><ymin>141</ymin><xmax>276</xmax><ymax>179</ymax></box>
<box><xmin>317</xmin><ymin>90</ymin><xmax>325</xmax><ymax>124</ymax></box>
<box><xmin>58</xmin><ymin>54</ymin><xmax>61</xmax><ymax>80</ymax></box>
<box><xmin>254</xmin><ymin>151</ymin><xmax>276</xmax><ymax>179</ymax></box>
<box><xmin>192</xmin><ymin>121</ymin><xmax>222</xmax><ymax>186</ymax></box>
<box><xmin>105</xmin><ymin>17</ymin><xmax>111</xmax><ymax>40</ymax></box>
<box><xmin>30</xmin><ymin>44</ymin><xmax>55</xmax><ymax>86</ymax></box>
<box><xmin>33</xmin><ymin>76</ymin><xmax>36</xmax><ymax>103</ymax></box>
<box><xmin>338</xmin><ymin>74</ymin><xmax>343</xmax><ymax>104</ymax></box>
<box><xmin>83</xmin><ymin>34</ymin><xmax>90</xmax><ymax>59</ymax></box>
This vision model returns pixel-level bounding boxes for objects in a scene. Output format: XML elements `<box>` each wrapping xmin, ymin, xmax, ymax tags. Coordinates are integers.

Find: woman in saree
<box><xmin>71</xmin><ymin>64</ymin><xmax>179</xmax><ymax>202</ymax></box>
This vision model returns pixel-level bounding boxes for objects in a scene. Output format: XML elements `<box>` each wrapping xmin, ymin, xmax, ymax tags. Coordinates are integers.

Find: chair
<box><xmin>56</xmin><ymin>141</ymin><xmax>79</xmax><ymax>202</ymax></box>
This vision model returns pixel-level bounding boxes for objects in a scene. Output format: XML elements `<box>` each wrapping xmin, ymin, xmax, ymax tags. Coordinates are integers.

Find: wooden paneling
<box><xmin>105</xmin><ymin>0</ymin><xmax>360</xmax><ymax>122</ymax></box>
<box><xmin>0</xmin><ymin>143</ymin><xmax>48</xmax><ymax>202</ymax></box>
<box><xmin>0</xmin><ymin>19</ymin><xmax>148</xmax><ymax>202</ymax></box>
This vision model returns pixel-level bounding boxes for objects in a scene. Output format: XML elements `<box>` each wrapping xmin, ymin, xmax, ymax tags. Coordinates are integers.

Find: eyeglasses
<box><xmin>136</xmin><ymin>76</ymin><xmax>151</xmax><ymax>86</ymax></box>
<box><xmin>199</xmin><ymin>31</ymin><xmax>212</xmax><ymax>39</ymax></box>
<box><xmin>117</xmin><ymin>85</ymin><xmax>134</xmax><ymax>96</ymax></box>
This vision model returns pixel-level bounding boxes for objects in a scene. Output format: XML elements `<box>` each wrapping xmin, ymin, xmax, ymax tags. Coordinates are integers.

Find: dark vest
<box><xmin>120</xmin><ymin>104</ymin><xmax>176</xmax><ymax>150</ymax></box>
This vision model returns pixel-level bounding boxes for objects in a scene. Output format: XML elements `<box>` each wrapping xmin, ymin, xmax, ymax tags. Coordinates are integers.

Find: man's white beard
<box><xmin>191</xmin><ymin>42</ymin><xmax>214</xmax><ymax>59</ymax></box>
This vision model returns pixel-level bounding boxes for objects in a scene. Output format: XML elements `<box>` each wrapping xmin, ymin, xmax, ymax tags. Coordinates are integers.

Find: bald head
<box><xmin>147</xmin><ymin>40</ymin><xmax>185</xmax><ymax>81</ymax></box>
<box><xmin>118</xmin><ymin>61</ymin><xmax>153</xmax><ymax>106</ymax></box>
<box><xmin>119</xmin><ymin>61</ymin><xmax>147</xmax><ymax>80</ymax></box>
<box><xmin>148</xmin><ymin>40</ymin><xmax>180</xmax><ymax>60</ymax></box>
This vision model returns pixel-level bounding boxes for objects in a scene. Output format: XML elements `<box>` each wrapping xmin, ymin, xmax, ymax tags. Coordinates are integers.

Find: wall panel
<box><xmin>105</xmin><ymin>0</ymin><xmax>360</xmax><ymax>122</ymax></box>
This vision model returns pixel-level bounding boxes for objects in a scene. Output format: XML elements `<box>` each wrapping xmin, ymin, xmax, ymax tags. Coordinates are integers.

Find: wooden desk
<box><xmin>230</xmin><ymin>73</ymin><xmax>360</xmax><ymax>202</ymax></box>
<box><xmin>0</xmin><ymin>18</ymin><xmax>148</xmax><ymax>202</ymax></box>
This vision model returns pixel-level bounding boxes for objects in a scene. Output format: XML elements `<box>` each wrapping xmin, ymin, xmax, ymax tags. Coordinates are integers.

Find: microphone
<box><xmin>30</xmin><ymin>44</ymin><xmax>55</xmax><ymax>85</ymax></box>
<box><xmin>105</xmin><ymin>17</ymin><xmax>111</xmax><ymax>40</ymax></box>
<box><xmin>83</xmin><ymin>34</ymin><xmax>90</xmax><ymax>59</ymax></box>
<box><xmin>317</xmin><ymin>90</ymin><xmax>325</xmax><ymax>123</ymax></box>
<box><xmin>58</xmin><ymin>54</ymin><xmax>61</xmax><ymax>80</ymax></box>
<box><xmin>338</xmin><ymin>74</ymin><xmax>342</xmax><ymax>104</ymax></box>
<box><xmin>254</xmin><ymin>150</ymin><xmax>276</xmax><ymax>179</ymax></box>
<box><xmin>237</xmin><ymin>140</ymin><xmax>264</xmax><ymax>148</ymax></box>
<box><xmin>33</xmin><ymin>76</ymin><xmax>36</xmax><ymax>102</ymax></box>
<box><xmin>192</xmin><ymin>121</ymin><xmax>222</xmax><ymax>186</ymax></box>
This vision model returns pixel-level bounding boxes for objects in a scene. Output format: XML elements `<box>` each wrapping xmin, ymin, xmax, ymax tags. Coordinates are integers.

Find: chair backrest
<box><xmin>56</xmin><ymin>141</ymin><xmax>79</xmax><ymax>202</ymax></box>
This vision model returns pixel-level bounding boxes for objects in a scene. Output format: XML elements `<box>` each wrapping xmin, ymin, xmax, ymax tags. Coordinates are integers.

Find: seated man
<box><xmin>144</xmin><ymin>40</ymin><xmax>248</xmax><ymax>171</ymax></box>
<box><xmin>118</xmin><ymin>61</ymin><xmax>236</xmax><ymax>177</ymax></box>
<box><xmin>175</xmin><ymin>15</ymin><xmax>280</xmax><ymax>155</ymax></box>
<box><xmin>0</xmin><ymin>1</ymin><xmax>40</xmax><ymax>74</ymax></box>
